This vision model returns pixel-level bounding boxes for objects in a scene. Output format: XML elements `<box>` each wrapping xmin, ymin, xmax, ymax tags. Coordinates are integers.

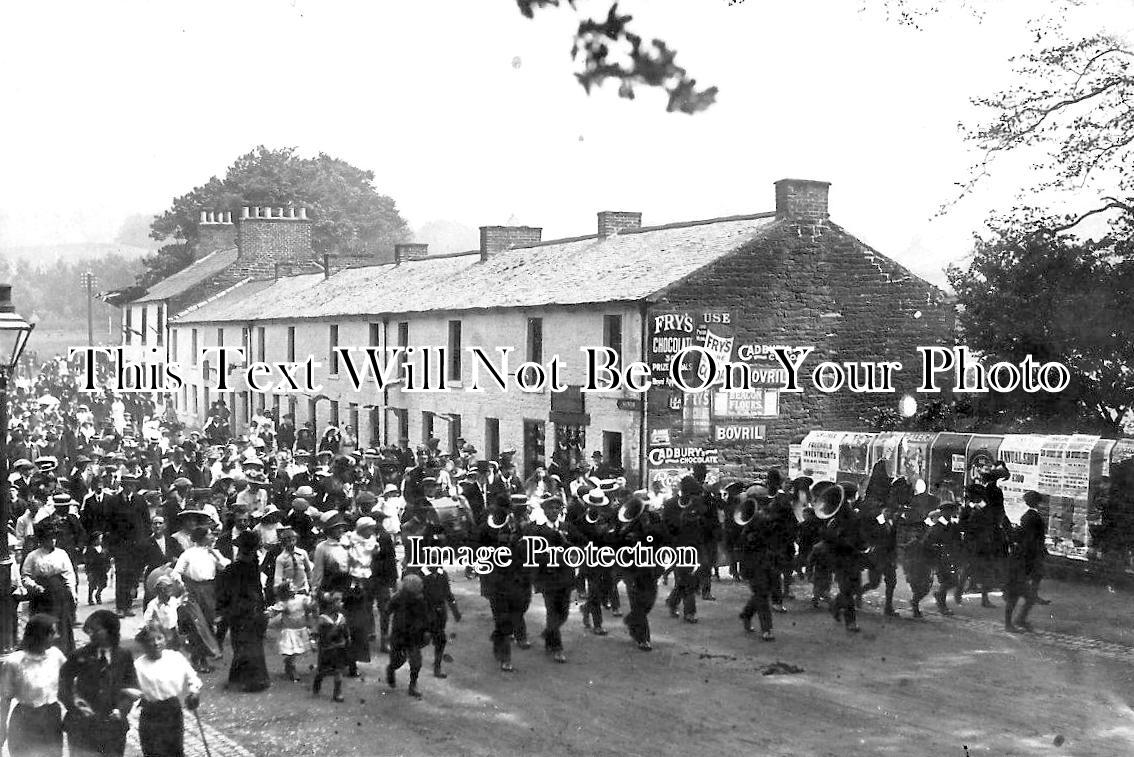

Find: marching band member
<box><xmin>663</xmin><ymin>476</ymin><xmax>713</xmax><ymax>624</ymax></box>
<box><xmin>615</xmin><ymin>494</ymin><xmax>667</xmax><ymax>651</ymax></box>
<box><xmin>525</xmin><ymin>496</ymin><xmax>579</xmax><ymax>663</ymax></box>
<box><xmin>478</xmin><ymin>495</ymin><xmax>529</xmax><ymax>672</ymax></box>
<box><xmin>576</xmin><ymin>487</ymin><xmax>619</xmax><ymax>635</ymax></box>
<box><xmin>735</xmin><ymin>489</ymin><xmax>777</xmax><ymax>641</ymax></box>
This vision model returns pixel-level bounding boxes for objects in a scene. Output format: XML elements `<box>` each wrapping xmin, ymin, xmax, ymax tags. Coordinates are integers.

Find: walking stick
<box><xmin>193</xmin><ymin>709</ymin><xmax>214</xmax><ymax>757</ymax></box>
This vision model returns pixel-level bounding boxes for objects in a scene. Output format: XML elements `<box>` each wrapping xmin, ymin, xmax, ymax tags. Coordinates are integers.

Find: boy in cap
<box><xmin>385</xmin><ymin>573</ymin><xmax>431</xmax><ymax>698</ymax></box>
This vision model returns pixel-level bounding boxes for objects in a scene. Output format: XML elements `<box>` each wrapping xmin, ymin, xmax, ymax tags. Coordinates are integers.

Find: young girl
<box><xmin>142</xmin><ymin>576</ymin><xmax>182</xmax><ymax>652</ymax></box>
<box><xmin>266</xmin><ymin>581</ymin><xmax>314</xmax><ymax>682</ymax></box>
<box><xmin>385</xmin><ymin>573</ymin><xmax>431</xmax><ymax>699</ymax></box>
<box><xmin>133</xmin><ymin>624</ymin><xmax>202</xmax><ymax>757</ymax></box>
<box><xmin>83</xmin><ymin>532</ymin><xmax>111</xmax><ymax>606</ymax></box>
<box><xmin>313</xmin><ymin>592</ymin><xmax>349</xmax><ymax>702</ymax></box>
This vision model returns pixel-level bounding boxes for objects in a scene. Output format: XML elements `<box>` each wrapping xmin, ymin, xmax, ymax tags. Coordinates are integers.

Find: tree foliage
<box><xmin>143</xmin><ymin>146</ymin><xmax>410</xmax><ymax>288</ymax></box>
<box><xmin>945</xmin><ymin>224</ymin><xmax>1134</xmax><ymax>436</ymax></box>
<box><xmin>516</xmin><ymin>1</ymin><xmax>717</xmax><ymax>114</ymax></box>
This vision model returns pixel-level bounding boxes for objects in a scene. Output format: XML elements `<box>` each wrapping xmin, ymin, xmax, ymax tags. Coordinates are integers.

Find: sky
<box><xmin>0</xmin><ymin>0</ymin><xmax>1130</xmax><ymax>287</ymax></box>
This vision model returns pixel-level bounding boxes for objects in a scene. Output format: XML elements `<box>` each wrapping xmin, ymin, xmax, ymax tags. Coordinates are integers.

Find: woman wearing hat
<box><xmin>216</xmin><ymin>531</ymin><xmax>270</xmax><ymax>693</ymax></box>
<box><xmin>20</xmin><ymin>518</ymin><xmax>77</xmax><ymax>652</ymax></box>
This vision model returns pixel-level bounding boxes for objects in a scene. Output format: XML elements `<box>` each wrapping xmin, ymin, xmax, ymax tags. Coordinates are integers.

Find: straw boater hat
<box><xmin>585</xmin><ymin>489</ymin><xmax>609</xmax><ymax>507</ymax></box>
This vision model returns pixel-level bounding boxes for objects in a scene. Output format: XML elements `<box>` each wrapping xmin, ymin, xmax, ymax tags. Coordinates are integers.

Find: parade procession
<box><xmin>5</xmin><ymin>1</ymin><xmax>1134</xmax><ymax>755</ymax></box>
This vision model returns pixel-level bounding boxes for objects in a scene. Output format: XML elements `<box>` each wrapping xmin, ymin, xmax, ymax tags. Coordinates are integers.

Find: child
<box><xmin>385</xmin><ymin>573</ymin><xmax>431</xmax><ymax>699</ymax></box>
<box><xmin>420</xmin><ymin>564</ymin><xmax>461</xmax><ymax>678</ymax></box>
<box><xmin>83</xmin><ymin>531</ymin><xmax>111</xmax><ymax>605</ymax></box>
<box><xmin>313</xmin><ymin>591</ymin><xmax>349</xmax><ymax>702</ymax></box>
<box><xmin>133</xmin><ymin>624</ymin><xmax>202</xmax><ymax>757</ymax></box>
<box><xmin>266</xmin><ymin>581</ymin><xmax>314</xmax><ymax>682</ymax></box>
<box><xmin>143</xmin><ymin>575</ymin><xmax>183</xmax><ymax>651</ymax></box>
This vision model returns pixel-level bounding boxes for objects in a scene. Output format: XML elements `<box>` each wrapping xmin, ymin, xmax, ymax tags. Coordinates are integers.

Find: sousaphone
<box><xmin>733</xmin><ymin>497</ymin><xmax>759</xmax><ymax>527</ymax></box>
<box><xmin>811</xmin><ymin>480</ymin><xmax>845</xmax><ymax>520</ymax></box>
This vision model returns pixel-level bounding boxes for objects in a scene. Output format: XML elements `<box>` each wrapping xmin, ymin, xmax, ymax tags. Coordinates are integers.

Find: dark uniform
<box><xmin>861</xmin><ymin>511</ymin><xmax>899</xmax><ymax>616</ymax></box>
<box><xmin>923</xmin><ymin>507</ymin><xmax>961</xmax><ymax>615</ymax></box>
<box><xmin>821</xmin><ymin>505</ymin><xmax>867</xmax><ymax>631</ymax></box>
<box><xmin>420</xmin><ymin>567</ymin><xmax>460</xmax><ymax>676</ymax></box>
<box><xmin>525</xmin><ymin>517</ymin><xmax>578</xmax><ymax>658</ymax></box>
<box><xmin>478</xmin><ymin>507</ymin><xmax>530</xmax><ymax>670</ymax></box>
<box><xmin>576</xmin><ymin>500</ymin><xmax>620</xmax><ymax>631</ymax></box>
<box><xmin>737</xmin><ymin>500</ymin><xmax>777</xmax><ymax>637</ymax></box>
<box><xmin>663</xmin><ymin>478</ymin><xmax>713</xmax><ymax>622</ymax></box>
<box><xmin>616</xmin><ymin>503</ymin><xmax>668</xmax><ymax>650</ymax></box>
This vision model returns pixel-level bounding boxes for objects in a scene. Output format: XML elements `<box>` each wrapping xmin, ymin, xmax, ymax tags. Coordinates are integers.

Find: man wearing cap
<box><xmin>107</xmin><ymin>473</ymin><xmax>153</xmax><ymax>617</ymax></box>
<box><xmin>924</xmin><ymin>500</ymin><xmax>962</xmax><ymax>616</ymax></box>
<box><xmin>662</xmin><ymin>476</ymin><xmax>714</xmax><ymax>624</ymax></box>
<box><xmin>12</xmin><ymin>458</ymin><xmax>36</xmax><ymax>501</ymax></box>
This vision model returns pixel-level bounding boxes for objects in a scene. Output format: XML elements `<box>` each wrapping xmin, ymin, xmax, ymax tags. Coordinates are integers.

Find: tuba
<box><xmin>733</xmin><ymin>497</ymin><xmax>759</xmax><ymax>527</ymax></box>
<box><xmin>811</xmin><ymin>480</ymin><xmax>845</xmax><ymax>520</ymax></box>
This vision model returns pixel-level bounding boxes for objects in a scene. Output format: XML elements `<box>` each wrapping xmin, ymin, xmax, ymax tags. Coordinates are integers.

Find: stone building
<box><xmin>158</xmin><ymin>179</ymin><xmax>953</xmax><ymax>486</ymax></box>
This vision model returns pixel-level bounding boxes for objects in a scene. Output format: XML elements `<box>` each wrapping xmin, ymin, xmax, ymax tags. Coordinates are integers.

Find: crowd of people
<box><xmin>0</xmin><ymin>355</ymin><xmax>1054</xmax><ymax>756</ymax></box>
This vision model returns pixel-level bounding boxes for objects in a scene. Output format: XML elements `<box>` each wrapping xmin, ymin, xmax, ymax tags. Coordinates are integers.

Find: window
<box><xmin>242</xmin><ymin>327</ymin><xmax>250</xmax><ymax>363</ymax></box>
<box><xmin>484</xmin><ymin>418</ymin><xmax>500</xmax><ymax>461</ymax></box>
<box><xmin>603</xmin><ymin>431</ymin><xmax>623</xmax><ymax>473</ymax></box>
<box><xmin>191</xmin><ymin>329</ymin><xmax>198</xmax><ymax>365</ymax></box>
<box><xmin>330</xmin><ymin>400</ymin><xmax>340</xmax><ymax>427</ymax></box>
<box><xmin>170</xmin><ymin>329</ymin><xmax>178</xmax><ymax>364</ymax></box>
<box><xmin>141</xmin><ymin>308</ymin><xmax>148</xmax><ymax>345</ymax></box>
<box><xmin>192</xmin><ymin>386</ymin><xmax>198</xmax><ymax>414</ymax></box>
<box><xmin>422</xmin><ymin>411</ymin><xmax>434</xmax><ymax>443</ymax></box>
<box><xmin>369</xmin><ymin>322</ymin><xmax>381</xmax><ymax>348</ymax></box>
<box><xmin>370</xmin><ymin>407</ymin><xmax>381</xmax><ymax>446</ymax></box>
<box><xmin>329</xmin><ymin>325</ymin><xmax>339</xmax><ymax>375</ymax></box>
<box><xmin>447</xmin><ymin>320</ymin><xmax>462</xmax><ymax>381</ymax></box>
<box><xmin>308</xmin><ymin>398</ymin><xmax>317</xmax><ymax>427</ymax></box>
<box><xmin>527</xmin><ymin>317</ymin><xmax>543</xmax><ymax>364</ymax></box>
<box><xmin>397</xmin><ymin>321</ymin><xmax>409</xmax><ymax>378</ymax></box>
<box><xmin>349</xmin><ymin>403</ymin><xmax>359</xmax><ymax>439</ymax></box>
<box><xmin>448</xmin><ymin>413</ymin><xmax>462</xmax><ymax>455</ymax></box>
<box><xmin>156</xmin><ymin>306</ymin><xmax>164</xmax><ymax>347</ymax></box>
<box><xmin>125</xmin><ymin>308</ymin><xmax>133</xmax><ymax>344</ymax></box>
<box><xmin>397</xmin><ymin>409</ymin><xmax>409</xmax><ymax>448</ymax></box>
<box><xmin>257</xmin><ymin>327</ymin><xmax>266</xmax><ymax>363</ymax></box>
<box><xmin>523</xmin><ymin>419</ymin><xmax>546</xmax><ymax>478</ymax></box>
<box><xmin>217</xmin><ymin>329</ymin><xmax>224</xmax><ymax>347</ymax></box>
<box><xmin>603</xmin><ymin>314</ymin><xmax>623</xmax><ymax>364</ymax></box>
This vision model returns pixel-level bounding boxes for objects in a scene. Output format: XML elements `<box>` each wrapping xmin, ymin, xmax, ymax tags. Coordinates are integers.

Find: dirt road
<box><xmin>179</xmin><ymin>572</ymin><xmax>1134</xmax><ymax>757</ymax></box>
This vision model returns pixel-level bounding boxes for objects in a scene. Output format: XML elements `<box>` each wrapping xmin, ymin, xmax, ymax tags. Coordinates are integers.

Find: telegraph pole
<box><xmin>80</xmin><ymin>271</ymin><xmax>97</xmax><ymax>346</ymax></box>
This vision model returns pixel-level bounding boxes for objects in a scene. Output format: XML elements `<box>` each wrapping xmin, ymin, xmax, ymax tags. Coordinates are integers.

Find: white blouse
<box><xmin>133</xmin><ymin>650</ymin><xmax>202</xmax><ymax>702</ymax></box>
<box><xmin>0</xmin><ymin>648</ymin><xmax>67</xmax><ymax>707</ymax></box>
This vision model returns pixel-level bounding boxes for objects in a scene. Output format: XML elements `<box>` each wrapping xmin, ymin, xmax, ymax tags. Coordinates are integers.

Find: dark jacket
<box><xmin>387</xmin><ymin>591</ymin><xmax>431</xmax><ymax>650</ymax></box>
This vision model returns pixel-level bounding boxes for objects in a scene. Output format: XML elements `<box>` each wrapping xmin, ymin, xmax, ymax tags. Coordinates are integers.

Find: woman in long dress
<box><xmin>0</xmin><ymin>614</ymin><xmax>67</xmax><ymax>757</ymax></box>
<box><xmin>20</xmin><ymin>519</ymin><xmax>76</xmax><ymax>653</ymax></box>
<box><xmin>217</xmin><ymin>531</ymin><xmax>270</xmax><ymax>692</ymax></box>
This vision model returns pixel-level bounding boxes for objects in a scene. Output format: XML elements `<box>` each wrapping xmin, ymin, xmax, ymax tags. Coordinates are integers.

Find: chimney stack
<box><xmin>479</xmin><ymin>226</ymin><xmax>543</xmax><ymax>262</ymax></box>
<box><xmin>196</xmin><ymin>210</ymin><xmax>236</xmax><ymax>259</ymax></box>
<box><xmin>597</xmin><ymin>211</ymin><xmax>642</xmax><ymax>238</ymax></box>
<box><xmin>394</xmin><ymin>243</ymin><xmax>429</xmax><ymax>264</ymax></box>
<box><xmin>774</xmin><ymin>179</ymin><xmax>830</xmax><ymax>223</ymax></box>
<box><xmin>235</xmin><ymin>206</ymin><xmax>313</xmax><ymax>269</ymax></box>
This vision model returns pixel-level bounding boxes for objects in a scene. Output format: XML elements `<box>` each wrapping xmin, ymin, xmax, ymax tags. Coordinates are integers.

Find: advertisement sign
<box><xmin>964</xmin><ymin>435</ymin><xmax>1004</xmax><ymax>487</ymax></box>
<box><xmin>836</xmin><ymin>432</ymin><xmax>874</xmax><ymax>477</ymax></box>
<box><xmin>998</xmin><ymin>435</ymin><xmax>1044</xmax><ymax>523</ymax></box>
<box><xmin>713</xmin><ymin>424</ymin><xmax>766</xmax><ymax>442</ymax></box>
<box><xmin>868</xmin><ymin>432</ymin><xmax>904</xmax><ymax>477</ymax></box>
<box><xmin>897</xmin><ymin>432</ymin><xmax>936</xmax><ymax>491</ymax></box>
<box><xmin>648</xmin><ymin>310</ymin><xmax>734</xmax><ymax>388</ymax></box>
<box><xmin>788</xmin><ymin>443</ymin><xmax>802</xmax><ymax>479</ymax></box>
<box><xmin>646</xmin><ymin>446</ymin><xmax>722</xmax><ymax>493</ymax></box>
<box><xmin>926</xmin><ymin>433</ymin><xmax>970</xmax><ymax>503</ymax></box>
<box><xmin>799</xmin><ymin>431</ymin><xmax>842</xmax><ymax>481</ymax></box>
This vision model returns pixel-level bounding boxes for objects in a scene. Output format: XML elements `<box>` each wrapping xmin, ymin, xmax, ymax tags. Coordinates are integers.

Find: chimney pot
<box><xmin>774</xmin><ymin>178</ymin><xmax>830</xmax><ymax>223</ymax></box>
<box><xmin>241</xmin><ymin>207</ymin><xmax>250</xmax><ymax>220</ymax></box>
<box><xmin>394</xmin><ymin>243</ymin><xmax>428</xmax><ymax>263</ymax></box>
<box><xmin>597</xmin><ymin>211</ymin><xmax>642</xmax><ymax>238</ymax></box>
<box><xmin>200</xmin><ymin>211</ymin><xmax>208</xmax><ymax>224</ymax></box>
<box><xmin>299</xmin><ymin>208</ymin><xmax>307</xmax><ymax>220</ymax></box>
<box><xmin>323</xmin><ymin>253</ymin><xmax>331</xmax><ymax>279</ymax></box>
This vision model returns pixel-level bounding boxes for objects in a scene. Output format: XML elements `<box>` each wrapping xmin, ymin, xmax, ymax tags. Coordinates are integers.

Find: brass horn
<box><xmin>486</xmin><ymin>511</ymin><xmax>514</xmax><ymax>530</ymax></box>
<box><xmin>811</xmin><ymin>480</ymin><xmax>844</xmax><ymax>520</ymax></box>
<box><xmin>584</xmin><ymin>507</ymin><xmax>601</xmax><ymax>525</ymax></box>
<box><xmin>733</xmin><ymin>498</ymin><xmax>758</xmax><ymax>527</ymax></box>
<box><xmin>618</xmin><ymin>497</ymin><xmax>646</xmax><ymax>524</ymax></box>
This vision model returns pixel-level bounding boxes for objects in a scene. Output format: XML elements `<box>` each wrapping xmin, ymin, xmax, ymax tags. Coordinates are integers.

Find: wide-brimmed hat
<box><xmin>585</xmin><ymin>489</ymin><xmax>609</xmax><ymax>507</ymax></box>
<box><xmin>294</xmin><ymin>486</ymin><xmax>316</xmax><ymax>499</ymax></box>
<box><xmin>382</xmin><ymin>484</ymin><xmax>399</xmax><ymax>496</ymax></box>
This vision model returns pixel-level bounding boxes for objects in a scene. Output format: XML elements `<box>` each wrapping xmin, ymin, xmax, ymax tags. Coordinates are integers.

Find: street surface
<box><xmin>8</xmin><ymin>568</ymin><xmax>1134</xmax><ymax>757</ymax></box>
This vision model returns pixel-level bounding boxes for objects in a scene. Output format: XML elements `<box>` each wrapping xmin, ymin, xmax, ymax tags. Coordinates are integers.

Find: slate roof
<box><xmin>172</xmin><ymin>214</ymin><xmax>779</xmax><ymax>324</ymax></box>
<box><xmin>135</xmin><ymin>248</ymin><xmax>239</xmax><ymax>303</ymax></box>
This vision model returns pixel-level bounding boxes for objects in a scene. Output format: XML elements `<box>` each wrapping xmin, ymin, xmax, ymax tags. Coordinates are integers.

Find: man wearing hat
<box><xmin>524</xmin><ymin>497</ymin><xmax>579</xmax><ymax>663</ymax></box>
<box><xmin>662</xmin><ymin>476</ymin><xmax>714</xmax><ymax>624</ymax></box>
<box><xmin>922</xmin><ymin>500</ymin><xmax>962</xmax><ymax>617</ymax></box>
<box><xmin>478</xmin><ymin>494</ymin><xmax>530</xmax><ymax>672</ymax></box>
<box><xmin>576</xmin><ymin>486</ymin><xmax>620</xmax><ymax>633</ymax></box>
<box><xmin>1018</xmin><ymin>490</ymin><xmax>1050</xmax><ymax>607</ymax></box>
<box><xmin>50</xmin><ymin>492</ymin><xmax>87</xmax><ymax>574</ymax></box>
<box><xmin>12</xmin><ymin>458</ymin><xmax>36</xmax><ymax>501</ymax></box>
<box><xmin>107</xmin><ymin>472</ymin><xmax>152</xmax><ymax>617</ymax></box>
<box><xmin>289</xmin><ymin>452</ymin><xmax>322</xmax><ymax>499</ymax></box>
<box><xmin>282</xmin><ymin>490</ymin><xmax>319</xmax><ymax>554</ymax></box>
<box><xmin>311</xmin><ymin>512</ymin><xmax>350</xmax><ymax>594</ymax></box>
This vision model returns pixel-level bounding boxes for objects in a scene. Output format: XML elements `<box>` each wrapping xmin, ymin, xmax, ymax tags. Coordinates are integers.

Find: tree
<box><xmin>143</xmin><ymin>147</ymin><xmax>411</xmax><ymax>288</ymax></box>
<box><xmin>945</xmin><ymin>224</ymin><xmax>1134</xmax><ymax>436</ymax></box>
<box><xmin>516</xmin><ymin>1</ymin><xmax>717</xmax><ymax>114</ymax></box>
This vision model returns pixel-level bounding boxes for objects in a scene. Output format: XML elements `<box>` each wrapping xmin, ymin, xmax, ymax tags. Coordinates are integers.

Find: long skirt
<box><xmin>343</xmin><ymin>583</ymin><xmax>374</xmax><ymax>663</ymax></box>
<box><xmin>7</xmin><ymin>701</ymin><xmax>63</xmax><ymax>757</ymax></box>
<box><xmin>183</xmin><ymin>578</ymin><xmax>217</xmax><ymax>628</ymax></box>
<box><xmin>139</xmin><ymin>697</ymin><xmax>185</xmax><ymax>757</ymax></box>
<box><xmin>63</xmin><ymin>709</ymin><xmax>130</xmax><ymax>757</ymax></box>
<box><xmin>227</xmin><ymin>615</ymin><xmax>271</xmax><ymax>692</ymax></box>
<box><xmin>28</xmin><ymin>577</ymin><xmax>75</xmax><ymax>653</ymax></box>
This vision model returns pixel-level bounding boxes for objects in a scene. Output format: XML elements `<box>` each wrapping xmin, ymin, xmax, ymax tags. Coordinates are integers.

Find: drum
<box><xmin>428</xmin><ymin>496</ymin><xmax>473</xmax><ymax>538</ymax></box>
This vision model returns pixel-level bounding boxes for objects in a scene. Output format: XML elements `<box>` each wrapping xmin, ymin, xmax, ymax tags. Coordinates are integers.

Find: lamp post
<box><xmin>0</xmin><ymin>284</ymin><xmax>34</xmax><ymax>652</ymax></box>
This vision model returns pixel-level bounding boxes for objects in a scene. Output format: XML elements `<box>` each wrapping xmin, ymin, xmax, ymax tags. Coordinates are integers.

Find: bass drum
<box><xmin>426</xmin><ymin>496</ymin><xmax>474</xmax><ymax>538</ymax></box>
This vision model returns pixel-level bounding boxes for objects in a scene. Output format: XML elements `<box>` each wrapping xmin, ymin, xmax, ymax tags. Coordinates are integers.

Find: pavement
<box><xmin>6</xmin><ymin>564</ymin><xmax>1134</xmax><ymax>756</ymax></box>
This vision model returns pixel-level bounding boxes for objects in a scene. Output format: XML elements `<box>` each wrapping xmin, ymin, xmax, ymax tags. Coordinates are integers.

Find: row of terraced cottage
<box><xmin>118</xmin><ymin>179</ymin><xmax>954</xmax><ymax>489</ymax></box>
